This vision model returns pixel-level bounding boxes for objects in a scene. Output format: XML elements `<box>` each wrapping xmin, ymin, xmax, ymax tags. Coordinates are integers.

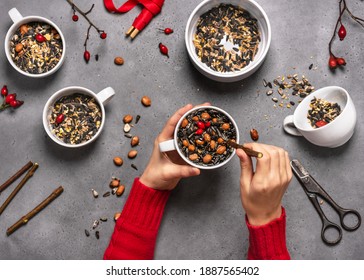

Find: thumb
<box><xmin>236</xmin><ymin>148</ymin><xmax>253</xmax><ymax>188</ymax></box>
<box><xmin>171</xmin><ymin>165</ymin><xmax>201</xmax><ymax>179</ymax></box>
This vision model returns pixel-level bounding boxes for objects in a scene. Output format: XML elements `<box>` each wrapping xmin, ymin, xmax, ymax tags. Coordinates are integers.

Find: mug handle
<box><xmin>159</xmin><ymin>139</ymin><xmax>176</xmax><ymax>152</ymax></box>
<box><xmin>283</xmin><ymin>115</ymin><xmax>302</xmax><ymax>136</ymax></box>
<box><xmin>96</xmin><ymin>87</ymin><xmax>115</xmax><ymax>105</ymax></box>
<box><xmin>9</xmin><ymin>8</ymin><xmax>23</xmax><ymax>24</ymax></box>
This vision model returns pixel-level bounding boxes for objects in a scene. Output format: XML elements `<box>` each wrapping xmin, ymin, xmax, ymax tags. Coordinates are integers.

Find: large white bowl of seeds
<box><xmin>185</xmin><ymin>0</ymin><xmax>271</xmax><ymax>82</ymax></box>
<box><xmin>5</xmin><ymin>8</ymin><xmax>66</xmax><ymax>78</ymax></box>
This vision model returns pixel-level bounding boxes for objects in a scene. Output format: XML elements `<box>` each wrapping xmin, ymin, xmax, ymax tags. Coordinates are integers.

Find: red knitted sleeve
<box><xmin>245</xmin><ymin>207</ymin><xmax>290</xmax><ymax>260</ymax></box>
<box><xmin>103</xmin><ymin>178</ymin><xmax>170</xmax><ymax>260</ymax></box>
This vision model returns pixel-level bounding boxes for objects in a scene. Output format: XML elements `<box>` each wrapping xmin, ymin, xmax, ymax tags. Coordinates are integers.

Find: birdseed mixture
<box><xmin>307</xmin><ymin>97</ymin><xmax>341</xmax><ymax>128</ymax></box>
<box><xmin>193</xmin><ymin>4</ymin><xmax>260</xmax><ymax>73</ymax></box>
<box><xmin>49</xmin><ymin>93</ymin><xmax>102</xmax><ymax>145</ymax></box>
<box><xmin>9</xmin><ymin>21</ymin><xmax>63</xmax><ymax>74</ymax></box>
<box><xmin>177</xmin><ymin>108</ymin><xmax>237</xmax><ymax>167</ymax></box>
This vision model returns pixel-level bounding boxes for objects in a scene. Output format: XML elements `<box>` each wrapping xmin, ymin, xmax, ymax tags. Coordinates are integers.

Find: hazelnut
<box><xmin>131</xmin><ymin>136</ymin><xmax>139</xmax><ymax>147</ymax></box>
<box><xmin>114</xmin><ymin>56</ymin><xmax>124</xmax><ymax>65</ymax></box>
<box><xmin>201</xmin><ymin>112</ymin><xmax>211</xmax><ymax>120</ymax></box>
<box><xmin>114</xmin><ymin>212</ymin><xmax>121</xmax><ymax>221</ymax></box>
<box><xmin>113</xmin><ymin>157</ymin><xmax>123</xmax><ymax>166</ymax></box>
<box><xmin>188</xmin><ymin>144</ymin><xmax>195</xmax><ymax>152</ymax></box>
<box><xmin>123</xmin><ymin>114</ymin><xmax>133</xmax><ymax>123</ymax></box>
<box><xmin>192</xmin><ymin>116</ymin><xmax>199</xmax><ymax>122</ymax></box>
<box><xmin>181</xmin><ymin>118</ymin><xmax>188</xmax><ymax>128</ymax></box>
<box><xmin>210</xmin><ymin>140</ymin><xmax>216</xmax><ymax>150</ymax></box>
<box><xmin>217</xmin><ymin>138</ymin><xmax>224</xmax><ymax>144</ymax></box>
<box><xmin>195</xmin><ymin>139</ymin><xmax>205</xmax><ymax>146</ymax></box>
<box><xmin>212</xmin><ymin>118</ymin><xmax>218</xmax><ymax>123</ymax></box>
<box><xmin>182</xmin><ymin>139</ymin><xmax>189</xmax><ymax>147</ymax></box>
<box><xmin>189</xmin><ymin>153</ymin><xmax>199</xmax><ymax>161</ymax></box>
<box><xmin>216</xmin><ymin>146</ymin><xmax>227</xmax><ymax>155</ymax></box>
<box><xmin>203</xmin><ymin>154</ymin><xmax>212</xmax><ymax>164</ymax></box>
<box><xmin>221</xmin><ymin>123</ymin><xmax>230</xmax><ymax>130</ymax></box>
<box><xmin>116</xmin><ymin>185</ymin><xmax>125</xmax><ymax>196</ymax></box>
<box><xmin>110</xmin><ymin>179</ymin><xmax>120</xmax><ymax>188</ymax></box>
<box><xmin>15</xmin><ymin>43</ymin><xmax>23</xmax><ymax>52</ymax></box>
<box><xmin>20</xmin><ymin>24</ymin><xmax>28</xmax><ymax>35</ymax></box>
<box><xmin>141</xmin><ymin>96</ymin><xmax>151</xmax><ymax>107</ymax></box>
<box><xmin>128</xmin><ymin>150</ymin><xmax>138</xmax><ymax>159</ymax></box>
<box><xmin>250</xmin><ymin>129</ymin><xmax>259</xmax><ymax>141</ymax></box>
<box><xmin>203</xmin><ymin>133</ymin><xmax>211</xmax><ymax>142</ymax></box>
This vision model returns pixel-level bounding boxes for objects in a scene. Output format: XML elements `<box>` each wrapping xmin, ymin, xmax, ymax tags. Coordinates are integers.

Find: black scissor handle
<box><xmin>339</xmin><ymin>208</ymin><xmax>361</xmax><ymax>231</ymax></box>
<box><xmin>321</xmin><ymin>218</ymin><xmax>343</xmax><ymax>246</ymax></box>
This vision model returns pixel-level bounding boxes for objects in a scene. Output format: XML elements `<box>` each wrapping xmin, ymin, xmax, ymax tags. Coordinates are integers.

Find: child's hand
<box><xmin>140</xmin><ymin>103</ymin><xmax>209</xmax><ymax>190</ymax></box>
<box><xmin>236</xmin><ymin>143</ymin><xmax>292</xmax><ymax>225</ymax></box>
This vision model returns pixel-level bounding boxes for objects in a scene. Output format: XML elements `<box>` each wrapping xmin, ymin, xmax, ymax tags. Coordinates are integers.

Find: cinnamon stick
<box><xmin>7</xmin><ymin>186</ymin><xmax>64</xmax><ymax>236</ymax></box>
<box><xmin>0</xmin><ymin>163</ymin><xmax>39</xmax><ymax>216</ymax></box>
<box><xmin>227</xmin><ymin>140</ymin><xmax>263</xmax><ymax>158</ymax></box>
<box><xmin>0</xmin><ymin>161</ymin><xmax>33</xmax><ymax>194</ymax></box>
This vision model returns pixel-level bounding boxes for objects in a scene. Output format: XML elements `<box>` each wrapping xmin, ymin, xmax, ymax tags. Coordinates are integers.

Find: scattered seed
<box><xmin>131</xmin><ymin>163</ymin><xmax>138</xmax><ymax>170</ymax></box>
<box><xmin>95</xmin><ymin>54</ymin><xmax>99</xmax><ymax>61</ymax></box>
<box><xmin>135</xmin><ymin>115</ymin><xmax>141</xmax><ymax>124</ymax></box>
<box><xmin>110</xmin><ymin>179</ymin><xmax>120</xmax><ymax>188</ymax></box>
<box><xmin>141</xmin><ymin>96</ymin><xmax>151</xmax><ymax>107</ymax></box>
<box><xmin>116</xmin><ymin>185</ymin><xmax>125</xmax><ymax>196</ymax></box>
<box><xmin>103</xmin><ymin>191</ymin><xmax>111</xmax><ymax>197</ymax></box>
<box><xmin>131</xmin><ymin>136</ymin><xmax>139</xmax><ymax>147</ymax></box>
<box><xmin>250</xmin><ymin>129</ymin><xmax>259</xmax><ymax>141</ymax></box>
<box><xmin>114</xmin><ymin>56</ymin><xmax>124</xmax><ymax>65</ymax></box>
<box><xmin>290</xmin><ymin>101</ymin><xmax>295</xmax><ymax>106</ymax></box>
<box><xmin>266</xmin><ymin>90</ymin><xmax>273</xmax><ymax>96</ymax></box>
<box><xmin>112</xmin><ymin>187</ymin><xmax>118</xmax><ymax>195</ymax></box>
<box><xmin>124</xmin><ymin>123</ymin><xmax>131</xmax><ymax>133</ymax></box>
<box><xmin>267</xmin><ymin>82</ymin><xmax>273</xmax><ymax>88</ymax></box>
<box><xmin>91</xmin><ymin>189</ymin><xmax>99</xmax><ymax>198</ymax></box>
<box><xmin>92</xmin><ymin>220</ymin><xmax>99</xmax><ymax>230</ymax></box>
<box><xmin>123</xmin><ymin>114</ymin><xmax>133</xmax><ymax>123</ymax></box>
<box><xmin>272</xmin><ymin>97</ymin><xmax>278</xmax><ymax>103</ymax></box>
<box><xmin>263</xmin><ymin>79</ymin><xmax>268</xmax><ymax>87</ymax></box>
<box><xmin>124</xmin><ymin>133</ymin><xmax>133</xmax><ymax>138</ymax></box>
<box><xmin>113</xmin><ymin>157</ymin><xmax>123</xmax><ymax>166</ymax></box>
<box><xmin>114</xmin><ymin>212</ymin><xmax>121</xmax><ymax>221</ymax></box>
<box><xmin>309</xmin><ymin>63</ymin><xmax>313</xmax><ymax>70</ymax></box>
<box><xmin>100</xmin><ymin>217</ymin><xmax>108</xmax><ymax>222</ymax></box>
<box><xmin>128</xmin><ymin>150</ymin><xmax>138</xmax><ymax>159</ymax></box>
<box><xmin>95</xmin><ymin>231</ymin><xmax>100</xmax><ymax>239</ymax></box>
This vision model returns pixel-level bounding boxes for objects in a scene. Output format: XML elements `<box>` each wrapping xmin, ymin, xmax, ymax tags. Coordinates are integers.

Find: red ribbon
<box><xmin>104</xmin><ymin>0</ymin><xmax>164</xmax><ymax>32</ymax></box>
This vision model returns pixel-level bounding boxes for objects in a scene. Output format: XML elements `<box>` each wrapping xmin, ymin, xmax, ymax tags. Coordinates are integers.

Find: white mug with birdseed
<box><xmin>159</xmin><ymin>106</ymin><xmax>240</xmax><ymax>169</ymax></box>
<box><xmin>283</xmin><ymin>86</ymin><xmax>356</xmax><ymax>148</ymax></box>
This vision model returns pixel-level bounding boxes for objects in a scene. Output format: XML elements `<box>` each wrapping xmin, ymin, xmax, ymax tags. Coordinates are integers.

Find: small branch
<box><xmin>85</xmin><ymin>4</ymin><xmax>95</xmax><ymax>15</ymax></box>
<box><xmin>84</xmin><ymin>25</ymin><xmax>92</xmax><ymax>50</ymax></box>
<box><xmin>0</xmin><ymin>161</ymin><xmax>33</xmax><ymax>194</ymax></box>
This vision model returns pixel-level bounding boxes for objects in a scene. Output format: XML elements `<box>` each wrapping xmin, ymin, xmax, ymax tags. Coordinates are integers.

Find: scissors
<box><xmin>290</xmin><ymin>159</ymin><xmax>361</xmax><ymax>245</ymax></box>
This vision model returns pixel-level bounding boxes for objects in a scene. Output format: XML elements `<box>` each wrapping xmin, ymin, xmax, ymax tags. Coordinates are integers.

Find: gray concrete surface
<box><xmin>0</xmin><ymin>0</ymin><xmax>363</xmax><ymax>260</ymax></box>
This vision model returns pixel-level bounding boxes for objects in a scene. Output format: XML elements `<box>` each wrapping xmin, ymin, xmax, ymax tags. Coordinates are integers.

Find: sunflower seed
<box><xmin>124</xmin><ymin>133</ymin><xmax>133</xmax><ymax>138</ymax></box>
<box><xmin>112</xmin><ymin>187</ymin><xmax>118</xmax><ymax>195</ymax></box>
<box><xmin>124</xmin><ymin>123</ymin><xmax>131</xmax><ymax>133</ymax></box>
<box><xmin>91</xmin><ymin>189</ymin><xmax>99</xmax><ymax>198</ymax></box>
<box><xmin>92</xmin><ymin>220</ymin><xmax>99</xmax><ymax>230</ymax></box>
<box><xmin>100</xmin><ymin>217</ymin><xmax>108</xmax><ymax>222</ymax></box>
<box><xmin>95</xmin><ymin>231</ymin><xmax>100</xmax><ymax>239</ymax></box>
<box><xmin>103</xmin><ymin>191</ymin><xmax>111</xmax><ymax>197</ymax></box>
<box><xmin>85</xmin><ymin>229</ymin><xmax>90</xmax><ymax>237</ymax></box>
<box><xmin>266</xmin><ymin>90</ymin><xmax>273</xmax><ymax>96</ymax></box>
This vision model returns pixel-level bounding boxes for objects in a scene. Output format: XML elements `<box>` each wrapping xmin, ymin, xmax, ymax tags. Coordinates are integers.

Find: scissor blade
<box><xmin>290</xmin><ymin>159</ymin><xmax>310</xmax><ymax>179</ymax></box>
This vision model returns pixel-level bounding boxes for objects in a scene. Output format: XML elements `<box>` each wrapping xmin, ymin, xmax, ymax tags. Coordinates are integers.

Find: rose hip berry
<box><xmin>84</xmin><ymin>50</ymin><xmax>91</xmax><ymax>63</ymax></box>
<box><xmin>336</xmin><ymin>57</ymin><xmax>346</xmax><ymax>66</ymax></box>
<box><xmin>338</xmin><ymin>24</ymin><xmax>347</xmax><ymax>41</ymax></box>
<box><xmin>158</xmin><ymin>43</ymin><xmax>169</xmax><ymax>58</ymax></box>
<box><xmin>315</xmin><ymin>120</ymin><xmax>328</xmax><ymax>128</ymax></box>
<box><xmin>35</xmin><ymin>33</ymin><xmax>46</xmax><ymax>43</ymax></box>
<box><xmin>56</xmin><ymin>114</ymin><xmax>65</xmax><ymax>124</ymax></box>
<box><xmin>196</xmin><ymin>121</ymin><xmax>205</xmax><ymax>130</ymax></box>
<box><xmin>158</xmin><ymin>28</ymin><xmax>173</xmax><ymax>35</ymax></box>
<box><xmin>100</xmin><ymin>32</ymin><xmax>107</xmax><ymax>39</ymax></box>
<box><xmin>196</xmin><ymin>129</ymin><xmax>204</xmax><ymax>135</ymax></box>
<box><xmin>1</xmin><ymin>85</ymin><xmax>8</xmax><ymax>96</ymax></box>
<box><xmin>329</xmin><ymin>55</ymin><xmax>337</xmax><ymax>69</ymax></box>
<box><xmin>205</xmin><ymin>121</ymin><xmax>211</xmax><ymax>128</ymax></box>
<box><xmin>5</xmin><ymin>93</ymin><xmax>16</xmax><ymax>104</ymax></box>
<box><xmin>72</xmin><ymin>14</ymin><xmax>79</xmax><ymax>22</ymax></box>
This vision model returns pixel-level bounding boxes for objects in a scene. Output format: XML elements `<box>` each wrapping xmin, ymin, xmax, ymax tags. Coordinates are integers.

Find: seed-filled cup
<box><xmin>43</xmin><ymin>86</ymin><xmax>115</xmax><ymax>148</ymax></box>
<box><xmin>5</xmin><ymin>8</ymin><xmax>66</xmax><ymax>78</ymax></box>
<box><xmin>283</xmin><ymin>86</ymin><xmax>356</xmax><ymax>148</ymax></box>
<box><xmin>159</xmin><ymin>106</ymin><xmax>240</xmax><ymax>169</ymax></box>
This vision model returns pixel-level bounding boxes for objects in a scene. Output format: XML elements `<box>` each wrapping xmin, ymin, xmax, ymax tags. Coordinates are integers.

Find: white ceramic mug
<box><xmin>5</xmin><ymin>8</ymin><xmax>66</xmax><ymax>78</ymax></box>
<box><xmin>283</xmin><ymin>86</ymin><xmax>356</xmax><ymax>148</ymax></box>
<box><xmin>159</xmin><ymin>106</ymin><xmax>240</xmax><ymax>169</ymax></box>
<box><xmin>42</xmin><ymin>86</ymin><xmax>115</xmax><ymax>148</ymax></box>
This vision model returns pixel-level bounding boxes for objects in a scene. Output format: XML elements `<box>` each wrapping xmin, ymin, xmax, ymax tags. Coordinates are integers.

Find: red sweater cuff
<box><xmin>246</xmin><ymin>207</ymin><xmax>290</xmax><ymax>260</ymax></box>
<box><xmin>118</xmin><ymin>178</ymin><xmax>171</xmax><ymax>230</ymax></box>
